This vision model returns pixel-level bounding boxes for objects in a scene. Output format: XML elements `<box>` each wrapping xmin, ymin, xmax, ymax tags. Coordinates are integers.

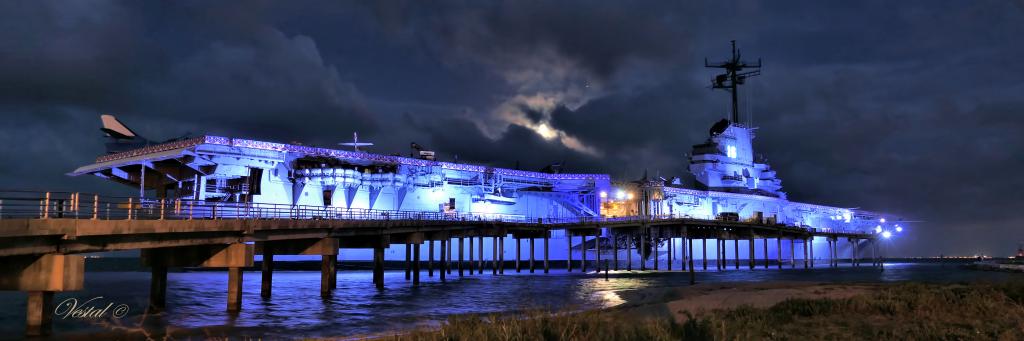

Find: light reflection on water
<box><xmin>0</xmin><ymin>262</ymin><xmax>1018</xmax><ymax>340</ymax></box>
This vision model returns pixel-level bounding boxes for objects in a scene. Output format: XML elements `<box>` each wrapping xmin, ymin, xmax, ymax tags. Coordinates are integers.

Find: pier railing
<box><xmin>0</xmin><ymin>190</ymin><xmax>872</xmax><ymax>234</ymax></box>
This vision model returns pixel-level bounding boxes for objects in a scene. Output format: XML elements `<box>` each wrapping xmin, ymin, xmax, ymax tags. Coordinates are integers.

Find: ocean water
<box><xmin>0</xmin><ymin>261</ymin><xmax>1019</xmax><ymax>340</ymax></box>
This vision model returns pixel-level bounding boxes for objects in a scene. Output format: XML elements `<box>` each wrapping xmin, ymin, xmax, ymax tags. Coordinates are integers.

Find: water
<box><xmin>0</xmin><ymin>262</ymin><xmax>1020</xmax><ymax>339</ymax></box>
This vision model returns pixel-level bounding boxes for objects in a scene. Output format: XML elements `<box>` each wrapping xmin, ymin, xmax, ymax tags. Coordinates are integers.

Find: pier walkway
<box><xmin>0</xmin><ymin>191</ymin><xmax>879</xmax><ymax>336</ymax></box>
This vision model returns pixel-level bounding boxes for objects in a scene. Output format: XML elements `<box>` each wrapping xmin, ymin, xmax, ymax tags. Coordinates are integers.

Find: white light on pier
<box><xmin>896</xmin><ymin>226</ymin><xmax>903</xmax><ymax>233</ymax></box>
<box><xmin>875</xmin><ymin>225</ymin><xmax>882</xmax><ymax>233</ymax></box>
<box><xmin>882</xmin><ymin>231</ymin><xmax>892</xmax><ymax>239</ymax></box>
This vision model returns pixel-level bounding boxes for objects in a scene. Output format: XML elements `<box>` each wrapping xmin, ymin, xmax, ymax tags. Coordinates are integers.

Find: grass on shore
<box><xmin>390</xmin><ymin>282</ymin><xmax>1024</xmax><ymax>340</ymax></box>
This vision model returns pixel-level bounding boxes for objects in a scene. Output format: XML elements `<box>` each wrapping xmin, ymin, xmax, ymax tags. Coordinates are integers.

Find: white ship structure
<box><xmin>71</xmin><ymin>42</ymin><xmax>901</xmax><ymax>266</ymax></box>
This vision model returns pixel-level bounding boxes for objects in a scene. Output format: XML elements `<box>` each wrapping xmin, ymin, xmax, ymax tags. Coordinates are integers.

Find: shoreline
<box><xmin>389</xmin><ymin>280</ymin><xmax>1024</xmax><ymax>340</ymax></box>
<box><xmin>611</xmin><ymin>281</ymin><xmax>881</xmax><ymax>323</ymax></box>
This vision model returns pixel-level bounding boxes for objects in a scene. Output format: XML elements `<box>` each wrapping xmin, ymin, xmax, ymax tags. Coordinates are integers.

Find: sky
<box><xmin>1</xmin><ymin>1</ymin><xmax>1022</xmax><ymax>257</ymax></box>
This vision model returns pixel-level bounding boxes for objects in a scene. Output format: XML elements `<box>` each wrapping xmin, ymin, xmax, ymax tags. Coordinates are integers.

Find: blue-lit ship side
<box><xmin>71</xmin><ymin>121</ymin><xmax>897</xmax><ymax>265</ymax></box>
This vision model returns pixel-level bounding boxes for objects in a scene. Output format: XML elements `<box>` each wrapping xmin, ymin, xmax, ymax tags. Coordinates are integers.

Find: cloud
<box><xmin>0</xmin><ymin>1</ymin><xmax>1022</xmax><ymax>257</ymax></box>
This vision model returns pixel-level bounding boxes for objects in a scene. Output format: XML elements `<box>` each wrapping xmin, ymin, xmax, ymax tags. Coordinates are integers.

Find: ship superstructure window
<box><xmin>726</xmin><ymin>145</ymin><xmax>737</xmax><ymax>158</ymax></box>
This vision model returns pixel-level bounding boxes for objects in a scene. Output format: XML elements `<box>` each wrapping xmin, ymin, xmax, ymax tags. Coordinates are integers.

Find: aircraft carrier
<box><xmin>70</xmin><ymin>42</ymin><xmax>902</xmax><ymax>264</ymax></box>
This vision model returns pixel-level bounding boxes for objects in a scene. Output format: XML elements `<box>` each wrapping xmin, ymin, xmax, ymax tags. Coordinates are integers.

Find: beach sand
<box><xmin>614</xmin><ymin>281</ymin><xmax>877</xmax><ymax>323</ymax></box>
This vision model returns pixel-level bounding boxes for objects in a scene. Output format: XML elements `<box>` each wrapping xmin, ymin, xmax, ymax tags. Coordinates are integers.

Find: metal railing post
<box><xmin>127</xmin><ymin>197</ymin><xmax>133</xmax><ymax>220</ymax></box>
<box><xmin>189</xmin><ymin>201</ymin><xmax>194</xmax><ymax>220</ymax></box>
<box><xmin>92</xmin><ymin>195</ymin><xmax>99</xmax><ymax>220</ymax></box>
<box><xmin>159</xmin><ymin>199</ymin><xmax>165</xmax><ymax>220</ymax></box>
<box><xmin>43</xmin><ymin>192</ymin><xmax>50</xmax><ymax>219</ymax></box>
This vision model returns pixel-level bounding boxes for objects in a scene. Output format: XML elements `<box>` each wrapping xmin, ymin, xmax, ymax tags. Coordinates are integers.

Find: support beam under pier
<box><xmin>0</xmin><ymin>254</ymin><xmax>84</xmax><ymax>337</ymax></box>
<box><xmin>142</xmin><ymin>243</ymin><xmax>253</xmax><ymax>312</ymax></box>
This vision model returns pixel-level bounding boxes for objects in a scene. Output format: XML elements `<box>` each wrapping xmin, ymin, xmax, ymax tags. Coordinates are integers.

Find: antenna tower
<box><xmin>705</xmin><ymin>40</ymin><xmax>762</xmax><ymax>124</ymax></box>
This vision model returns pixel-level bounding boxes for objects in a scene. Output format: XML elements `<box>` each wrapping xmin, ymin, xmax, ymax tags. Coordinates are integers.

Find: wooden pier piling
<box><xmin>776</xmin><ymin>237</ymin><xmax>783</xmax><ymax>269</ymax></box>
<box><xmin>702</xmin><ymin>238</ymin><xmax>707</xmax><ymax>270</ymax></box>
<box><xmin>413</xmin><ymin>244</ymin><xmax>421</xmax><ymax>285</ymax></box>
<box><xmin>627</xmin><ymin>233</ymin><xmax>633</xmax><ymax>271</ymax></box>
<box><xmin>529</xmin><ymin>237</ymin><xmax>535</xmax><ymax>273</ymax></box>
<box><xmin>228</xmin><ymin>267</ymin><xmax>243</xmax><ymax>311</ymax></box>
<box><xmin>567</xmin><ymin>233</ymin><xmax>574</xmax><ymax>272</ymax></box>
<box><xmin>790</xmin><ymin>239</ymin><xmax>796</xmax><ymax>269</ymax></box>
<box><xmin>734</xmin><ymin>239</ymin><xmax>740</xmax><ymax>269</ymax></box>
<box><xmin>428</xmin><ymin>240</ymin><xmax>434</xmax><ymax>277</ymax></box>
<box><xmin>582</xmin><ymin>235</ymin><xmax>588</xmax><ymax>273</ymax></box>
<box><xmin>458</xmin><ymin>236</ymin><xmax>464</xmax><ymax>277</ymax></box>
<box><xmin>260</xmin><ymin>247</ymin><xmax>273</xmax><ymax>299</ymax></box>
<box><xmin>150</xmin><ymin>265</ymin><xmax>168</xmax><ymax>311</ymax></box>
<box><xmin>405</xmin><ymin>244</ymin><xmax>411</xmax><ymax>280</ymax></box>
<box><xmin>439</xmin><ymin>239</ymin><xmax>446</xmax><ymax>281</ymax></box>
<box><xmin>515</xmin><ymin>237</ymin><xmax>521</xmax><ymax>273</ymax></box>
<box><xmin>748</xmin><ymin>238</ymin><xmax>755</xmax><ymax>269</ymax></box>
<box><xmin>543</xmin><ymin>231</ymin><xmax>550</xmax><ymax>273</ymax></box>
<box><xmin>373</xmin><ymin>246</ymin><xmax>384</xmax><ymax>289</ymax></box>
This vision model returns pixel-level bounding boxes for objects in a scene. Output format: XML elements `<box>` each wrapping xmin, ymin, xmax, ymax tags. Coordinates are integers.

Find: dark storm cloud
<box><xmin>363</xmin><ymin>1</ymin><xmax>692</xmax><ymax>80</ymax></box>
<box><xmin>0</xmin><ymin>1</ymin><xmax>375</xmax><ymax>146</ymax></box>
<box><xmin>0</xmin><ymin>1</ymin><xmax>1021</xmax><ymax>256</ymax></box>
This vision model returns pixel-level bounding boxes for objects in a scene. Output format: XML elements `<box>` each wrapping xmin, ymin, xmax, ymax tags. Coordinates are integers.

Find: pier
<box><xmin>0</xmin><ymin>191</ymin><xmax>879</xmax><ymax>336</ymax></box>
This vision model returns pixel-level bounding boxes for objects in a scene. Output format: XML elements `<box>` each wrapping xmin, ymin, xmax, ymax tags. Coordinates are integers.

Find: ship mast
<box><xmin>705</xmin><ymin>40</ymin><xmax>762</xmax><ymax>124</ymax></box>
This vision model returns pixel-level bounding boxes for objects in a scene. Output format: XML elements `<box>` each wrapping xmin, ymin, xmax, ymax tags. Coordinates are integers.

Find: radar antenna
<box><xmin>705</xmin><ymin>40</ymin><xmax>762</xmax><ymax>124</ymax></box>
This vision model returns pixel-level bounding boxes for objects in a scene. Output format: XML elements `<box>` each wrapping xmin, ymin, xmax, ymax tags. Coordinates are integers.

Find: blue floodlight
<box><xmin>882</xmin><ymin>231</ymin><xmax>892</xmax><ymax>239</ymax></box>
